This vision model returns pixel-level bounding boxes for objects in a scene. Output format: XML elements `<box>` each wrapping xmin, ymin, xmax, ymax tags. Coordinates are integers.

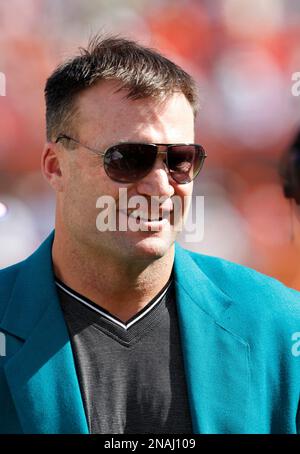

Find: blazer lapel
<box><xmin>1</xmin><ymin>232</ymin><xmax>88</xmax><ymax>434</ymax></box>
<box><xmin>174</xmin><ymin>243</ymin><xmax>250</xmax><ymax>434</ymax></box>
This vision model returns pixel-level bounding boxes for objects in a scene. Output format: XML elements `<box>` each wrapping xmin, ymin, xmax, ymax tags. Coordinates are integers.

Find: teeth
<box><xmin>141</xmin><ymin>217</ymin><xmax>161</xmax><ymax>222</ymax></box>
<box><xmin>129</xmin><ymin>212</ymin><xmax>162</xmax><ymax>221</ymax></box>
<box><xmin>129</xmin><ymin>213</ymin><xmax>162</xmax><ymax>222</ymax></box>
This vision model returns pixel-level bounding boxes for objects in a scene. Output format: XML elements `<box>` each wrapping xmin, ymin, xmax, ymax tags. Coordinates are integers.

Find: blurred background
<box><xmin>1</xmin><ymin>0</ymin><xmax>300</xmax><ymax>289</ymax></box>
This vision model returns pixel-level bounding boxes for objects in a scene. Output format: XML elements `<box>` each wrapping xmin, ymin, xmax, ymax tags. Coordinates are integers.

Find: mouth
<box><xmin>116</xmin><ymin>209</ymin><xmax>173</xmax><ymax>232</ymax></box>
<box><xmin>128</xmin><ymin>210</ymin><xmax>172</xmax><ymax>223</ymax></box>
<box><xmin>120</xmin><ymin>211</ymin><xmax>171</xmax><ymax>232</ymax></box>
<box><xmin>130</xmin><ymin>213</ymin><xmax>164</xmax><ymax>222</ymax></box>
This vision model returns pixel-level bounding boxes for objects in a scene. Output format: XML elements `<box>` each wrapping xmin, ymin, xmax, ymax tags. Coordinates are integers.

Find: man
<box><xmin>1</xmin><ymin>35</ymin><xmax>300</xmax><ymax>435</ymax></box>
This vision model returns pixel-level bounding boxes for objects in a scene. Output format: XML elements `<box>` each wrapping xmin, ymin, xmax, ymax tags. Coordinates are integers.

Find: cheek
<box><xmin>168</xmin><ymin>183</ymin><xmax>193</xmax><ymax>230</ymax></box>
<box><xmin>173</xmin><ymin>182</ymin><xmax>193</xmax><ymax>213</ymax></box>
<box><xmin>60</xmin><ymin>162</ymin><xmax>106</xmax><ymax>225</ymax></box>
<box><xmin>63</xmin><ymin>161</ymin><xmax>119</xmax><ymax>231</ymax></box>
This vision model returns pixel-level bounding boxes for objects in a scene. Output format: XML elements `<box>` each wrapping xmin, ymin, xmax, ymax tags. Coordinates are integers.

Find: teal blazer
<box><xmin>1</xmin><ymin>231</ymin><xmax>300</xmax><ymax>434</ymax></box>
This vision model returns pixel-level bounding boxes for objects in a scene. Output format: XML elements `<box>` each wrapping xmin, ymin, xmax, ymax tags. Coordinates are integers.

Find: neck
<box><xmin>52</xmin><ymin>230</ymin><xmax>174</xmax><ymax>323</ymax></box>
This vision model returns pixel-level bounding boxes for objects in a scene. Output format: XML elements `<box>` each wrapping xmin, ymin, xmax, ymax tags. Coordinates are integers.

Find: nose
<box><xmin>135</xmin><ymin>152</ymin><xmax>175</xmax><ymax>198</ymax></box>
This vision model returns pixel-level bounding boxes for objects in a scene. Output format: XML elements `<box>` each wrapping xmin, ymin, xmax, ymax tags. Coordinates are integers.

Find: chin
<box><xmin>94</xmin><ymin>230</ymin><xmax>176</xmax><ymax>261</ymax></box>
<box><xmin>127</xmin><ymin>236</ymin><xmax>175</xmax><ymax>260</ymax></box>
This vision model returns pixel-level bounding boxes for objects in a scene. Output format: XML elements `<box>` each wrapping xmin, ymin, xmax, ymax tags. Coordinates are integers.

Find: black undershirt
<box><xmin>56</xmin><ymin>278</ymin><xmax>193</xmax><ymax>434</ymax></box>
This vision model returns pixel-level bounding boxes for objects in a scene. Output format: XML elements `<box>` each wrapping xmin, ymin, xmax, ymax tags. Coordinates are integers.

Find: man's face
<box><xmin>57</xmin><ymin>80</ymin><xmax>195</xmax><ymax>261</ymax></box>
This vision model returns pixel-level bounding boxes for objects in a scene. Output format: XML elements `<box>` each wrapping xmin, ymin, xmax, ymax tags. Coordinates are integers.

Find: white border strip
<box><xmin>56</xmin><ymin>280</ymin><xmax>172</xmax><ymax>330</ymax></box>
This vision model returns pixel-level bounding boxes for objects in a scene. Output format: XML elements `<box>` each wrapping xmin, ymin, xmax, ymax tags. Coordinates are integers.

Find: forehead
<box><xmin>75</xmin><ymin>80</ymin><xmax>195</xmax><ymax>144</ymax></box>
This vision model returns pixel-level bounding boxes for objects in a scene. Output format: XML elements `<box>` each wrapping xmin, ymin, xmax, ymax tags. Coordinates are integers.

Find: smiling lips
<box><xmin>127</xmin><ymin>198</ymin><xmax>174</xmax><ymax>222</ymax></box>
<box><xmin>129</xmin><ymin>212</ymin><xmax>164</xmax><ymax>222</ymax></box>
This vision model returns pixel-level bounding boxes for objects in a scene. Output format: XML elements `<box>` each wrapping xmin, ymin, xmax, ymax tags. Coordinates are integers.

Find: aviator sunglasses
<box><xmin>55</xmin><ymin>134</ymin><xmax>207</xmax><ymax>184</ymax></box>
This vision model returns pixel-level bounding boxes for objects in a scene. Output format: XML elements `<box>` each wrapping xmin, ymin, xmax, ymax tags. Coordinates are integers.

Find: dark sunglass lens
<box><xmin>104</xmin><ymin>144</ymin><xmax>157</xmax><ymax>183</ymax></box>
<box><xmin>167</xmin><ymin>145</ymin><xmax>202</xmax><ymax>184</ymax></box>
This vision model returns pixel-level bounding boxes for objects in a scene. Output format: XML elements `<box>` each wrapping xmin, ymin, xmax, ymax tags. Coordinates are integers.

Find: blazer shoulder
<box><xmin>184</xmin><ymin>249</ymin><xmax>300</xmax><ymax>319</ymax></box>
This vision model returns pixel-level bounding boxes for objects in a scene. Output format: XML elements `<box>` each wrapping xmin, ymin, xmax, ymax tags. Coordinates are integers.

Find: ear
<box><xmin>41</xmin><ymin>142</ymin><xmax>64</xmax><ymax>192</ymax></box>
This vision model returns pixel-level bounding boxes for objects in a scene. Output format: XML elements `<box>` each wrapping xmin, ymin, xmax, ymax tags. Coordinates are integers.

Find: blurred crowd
<box><xmin>1</xmin><ymin>0</ymin><xmax>300</xmax><ymax>289</ymax></box>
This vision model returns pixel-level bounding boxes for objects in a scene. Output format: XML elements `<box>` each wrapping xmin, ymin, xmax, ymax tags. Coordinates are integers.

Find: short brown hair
<box><xmin>44</xmin><ymin>34</ymin><xmax>199</xmax><ymax>141</ymax></box>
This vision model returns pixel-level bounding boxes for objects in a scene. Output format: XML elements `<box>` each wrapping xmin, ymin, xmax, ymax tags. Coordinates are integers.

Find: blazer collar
<box><xmin>1</xmin><ymin>233</ymin><xmax>232</xmax><ymax>340</ymax></box>
<box><xmin>1</xmin><ymin>231</ymin><xmax>57</xmax><ymax>340</ymax></box>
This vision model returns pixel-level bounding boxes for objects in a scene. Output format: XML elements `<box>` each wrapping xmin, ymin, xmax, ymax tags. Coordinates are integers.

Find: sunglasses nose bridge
<box><xmin>154</xmin><ymin>148</ymin><xmax>171</xmax><ymax>178</ymax></box>
<box><xmin>138</xmin><ymin>147</ymin><xmax>171</xmax><ymax>188</ymax></box>
<box><xmin>156</xmin><ymin>147</ymin><xmax>168</xmax><ymax>164</ymax></box>
<box><xmin>156</xmin><ymin>148</ymin><xmax>168</xmax><ymax>155</ymax></box>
